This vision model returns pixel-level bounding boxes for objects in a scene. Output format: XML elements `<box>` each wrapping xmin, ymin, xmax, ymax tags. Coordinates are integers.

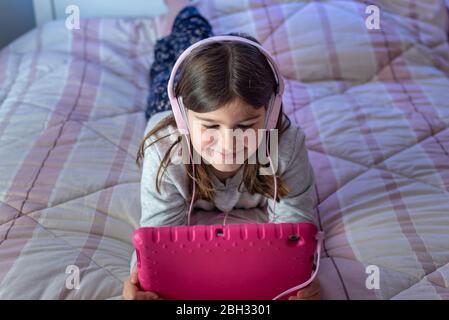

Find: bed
<box><xmin>0</xmin><ymin>0</ymin><xmax>448</xmax><ymax>299</ymax></box>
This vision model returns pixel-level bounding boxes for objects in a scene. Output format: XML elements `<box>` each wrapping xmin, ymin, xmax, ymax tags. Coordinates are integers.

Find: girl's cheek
<box><xmin>245</xmin><ymin>128</ymin><xmax>263</xmax><ymax>148</ymax></box>
<box><xmin>200</xmin><ymin>129</ymin><xmax>219</xmax><ymax>148</ymax></box>
<box><xmin>200</xmin><ymin>138</ymin><xmax>213</xmax><ymax>153</ymax></box>
<box><xmin>187</xmin><ymin>131</ymin><xmax>204</xmax><ymax>154</ymax></box>
<box><xmin>201</xmin><ymin>132</ymin><xmax>213</xmax><ymax>145</ymax></box>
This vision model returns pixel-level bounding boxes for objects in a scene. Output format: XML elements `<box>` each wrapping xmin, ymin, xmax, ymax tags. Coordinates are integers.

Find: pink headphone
<box><xmin>167</xmin><ymin>35</ymin><xmax>285</xmax><ymax>225</ymax></box>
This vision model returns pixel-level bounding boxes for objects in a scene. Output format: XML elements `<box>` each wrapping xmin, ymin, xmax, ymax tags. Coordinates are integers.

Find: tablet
<box><xmin>133</xmin><ymin>222</ymin><xmax>321</xmax><ymax>300</ymax></box>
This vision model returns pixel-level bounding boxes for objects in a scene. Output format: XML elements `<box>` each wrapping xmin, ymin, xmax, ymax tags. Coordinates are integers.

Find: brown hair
<box><xmin>137</xmin><ymin>32</ymin><xmax>292</xmax><ymax>204</ymax></box>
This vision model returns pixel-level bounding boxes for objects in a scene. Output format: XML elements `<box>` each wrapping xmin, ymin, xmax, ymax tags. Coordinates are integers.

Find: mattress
<box><xmin>0</xmin><ymin>0</ymin><xmax>448</xmax><ymax>299</ymax></box>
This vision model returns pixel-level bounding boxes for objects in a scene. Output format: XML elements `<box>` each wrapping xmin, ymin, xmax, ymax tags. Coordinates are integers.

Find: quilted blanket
<box><xmin>0</xmin><ymin>0</ymin><xmax>448</xmax><ymax>299</ymax></box>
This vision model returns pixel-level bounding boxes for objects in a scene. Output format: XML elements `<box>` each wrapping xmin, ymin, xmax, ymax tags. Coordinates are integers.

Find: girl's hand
<box><xmin>288</xmin><ymin>278</ymin><xmax>320</xmax><ymax>300</ymax></box>
<box><xmin>122</xmin><ymin>267</ymin><xmax>163</xmax><ymax>300</ymax></box>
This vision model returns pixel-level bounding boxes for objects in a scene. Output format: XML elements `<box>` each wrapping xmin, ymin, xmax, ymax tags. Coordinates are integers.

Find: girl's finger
<box><xmin>130</xmin><ymin>271</ymin><xmax>139</xmax><ymax>285</ymax></box>
<box><xmin>123</xmin><ymin>282</ymin><xmax>137</xmax><ymax>300</ymax></box>
<box><xmin>135</xmin><ymin>291</ymin><xmax>159</xmax><ymax>300</ymax></box>
<box><xmin>145</xmin><ymin>291</ymin><xmax>159</xmax><ymax>300</ymax></box>
<box><xmin>289</xmin><ymin>291</ymin><xmax>320</xmax><ymax>300</ymax></box>
<box><xmin>297</xmin><ymin>288</ymin><xmax>318</xmax><ymax>299</ymax></box>
<box><xmin>301</xmin><ymin>291</ymin><xmax>321</xmax><ymax>300</ymax></box>
<box><xmin>297</xmin><ymin>280</ymin><xmax>320</xmax><ymax>298</ymax></box>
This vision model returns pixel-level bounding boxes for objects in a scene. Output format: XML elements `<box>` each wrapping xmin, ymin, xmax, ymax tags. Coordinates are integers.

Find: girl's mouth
<box><xmin>208</xmin><ymin>148</ymin><xmax>245</xmax><ymax>160</ymax></box>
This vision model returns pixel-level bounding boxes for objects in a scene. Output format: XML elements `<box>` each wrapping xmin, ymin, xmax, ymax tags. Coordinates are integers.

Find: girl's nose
<box><xmin>219</xmin><ymin>128</ymin><xmax>238</xmax><ymax>153</ymax></box>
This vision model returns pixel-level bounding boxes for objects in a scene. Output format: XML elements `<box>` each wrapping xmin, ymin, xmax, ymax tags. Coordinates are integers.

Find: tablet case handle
<box><xmin>272</xmin><ymin>231</ymin><xmax>324</xmax><ymax>300</ymax></box>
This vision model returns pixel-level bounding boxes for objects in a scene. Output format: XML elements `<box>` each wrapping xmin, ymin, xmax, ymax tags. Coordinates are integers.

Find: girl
<box><xmin>123</xmin><ymin>1</ymin><xmax>320</xmax><ymax>300</ymax></box>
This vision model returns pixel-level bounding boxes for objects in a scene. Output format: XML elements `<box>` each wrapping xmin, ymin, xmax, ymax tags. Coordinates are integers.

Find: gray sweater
<box><xmin>130</xmin><ymin>110</ymin><xmax>317</xmax><ymax>272</ymax></box>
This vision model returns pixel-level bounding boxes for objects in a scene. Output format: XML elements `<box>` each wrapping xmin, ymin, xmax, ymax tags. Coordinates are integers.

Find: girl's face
<box><xmin>187</xmin><ymin>98</ymin><xmax>266</xmax><ymax>174</ymax></box>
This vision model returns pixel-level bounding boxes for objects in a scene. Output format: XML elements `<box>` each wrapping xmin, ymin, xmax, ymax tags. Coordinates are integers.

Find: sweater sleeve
<box><xmin>130</xmin><ymin>137</ymin><xmax>187</xmax><ymax>273</ymax></box>
<box><xmin>140</xmin><ymin>140</ymin><xmax>187</xmax><ymax>227</ymax></box>
<box><xmin>267</xmin><ymin>127</ymin><xmax>318</xmax><ymax>225</ymax></box>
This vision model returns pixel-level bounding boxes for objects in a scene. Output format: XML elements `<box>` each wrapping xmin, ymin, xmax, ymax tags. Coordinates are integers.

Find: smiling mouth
<box><xmin>210</xmin><ymin>149</ymin><xmax>245</xmax><ymax>158</ymax></box>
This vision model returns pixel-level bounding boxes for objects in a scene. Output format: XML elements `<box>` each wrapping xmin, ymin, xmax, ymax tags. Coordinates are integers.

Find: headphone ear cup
<box><xmin>178</xmin><ymin>96</ymin><xmax>190</xmax><ymax>129</ymax></box>
<box><xmin>171</xmin><ymin>96</ymin><xmax>190</xmax><ymax>135</ymax></box>
<box><xmin>264</xmin><ymin>94</ymin><xmax>274</xmax><ymax>128</ymax></box>
<box><xmin>265</xmin><ymin>94</ymin><xmax>281</xmax><ymax>131</ymax></box>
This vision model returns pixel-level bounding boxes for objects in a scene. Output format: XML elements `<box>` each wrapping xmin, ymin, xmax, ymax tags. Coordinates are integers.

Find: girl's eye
<box><xmin>203</xmin><ymin>125</ymin><xmax>253</xmax><ymax>129</ymax></box>
<box><xmin>203</xmin><ymin>125</ymin><xmax>219</xmax><ymax>129</ymax></box>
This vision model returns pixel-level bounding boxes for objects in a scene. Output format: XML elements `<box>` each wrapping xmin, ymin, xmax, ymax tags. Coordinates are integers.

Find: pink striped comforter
<box><xmin>1</xmin><ymin>0</ymin><xmax>448</xmax><ymax>299</ymax></box>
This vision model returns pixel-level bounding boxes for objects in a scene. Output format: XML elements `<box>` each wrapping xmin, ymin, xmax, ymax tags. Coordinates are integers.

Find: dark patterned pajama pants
<box><xmin>145</xmin><ymin>5</ymin><xmax>214</xmax><ymax>121</ymax></box>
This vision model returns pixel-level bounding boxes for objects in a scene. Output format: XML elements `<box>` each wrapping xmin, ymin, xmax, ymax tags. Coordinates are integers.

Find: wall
<box><xmin>0</xmin><ymin>0</ymin><xmax>36</xmax><ymax>49</ymax></box>
<box><xmin>0</xmin><ymin>0</ymin><xmax>167</xmax><ymax>50</ymax></box>
<box><xmin>33</xmin><ymin>0</ymin><xmax>167</xmax><ymax>26</ymax></box>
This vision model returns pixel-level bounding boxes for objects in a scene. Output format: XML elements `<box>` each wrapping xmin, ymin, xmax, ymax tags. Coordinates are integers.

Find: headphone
<box><xmin>167</xmin><ymin>35</ymin><xmax>285</xmax><ymax>225</ymax></box>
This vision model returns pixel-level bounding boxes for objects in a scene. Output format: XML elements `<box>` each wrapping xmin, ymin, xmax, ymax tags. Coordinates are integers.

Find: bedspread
<box><xmin>0</xmin><ymin>0</ymin><xmax>448</xmax><ymax>299</ymax></box>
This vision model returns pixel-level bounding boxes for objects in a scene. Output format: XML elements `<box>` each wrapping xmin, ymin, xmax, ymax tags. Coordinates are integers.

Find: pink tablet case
<box><xmin>133</xmin><ymin>222</ymin><xmax>322</xmax><ymax>300</ymax></box>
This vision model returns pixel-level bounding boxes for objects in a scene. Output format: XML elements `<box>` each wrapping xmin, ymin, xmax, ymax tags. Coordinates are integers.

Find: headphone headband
<box><xmin>167</xmin><ymin>35</ymin><xmax>285</xmax><ymax>135</ymax></box>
